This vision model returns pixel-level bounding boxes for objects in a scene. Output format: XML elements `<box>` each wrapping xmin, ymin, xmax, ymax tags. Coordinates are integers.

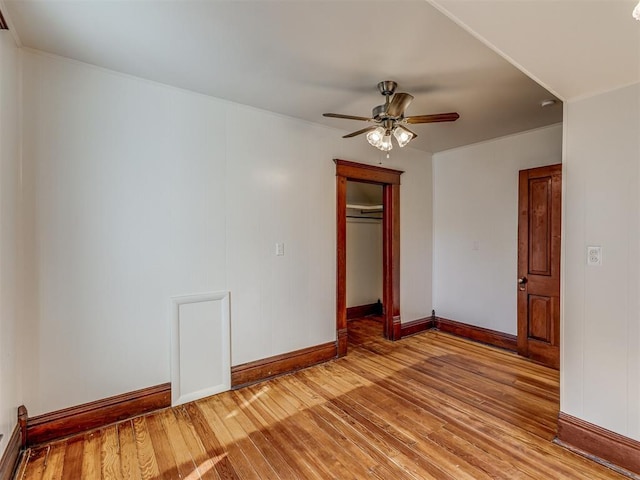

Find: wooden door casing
<box><xmin>335</xmin><ymin>159</ymin><xmax>403</xmax><ymax>356</ymax></box>
<box><xmin>517</xmin><ymin>164</ymin><xmax>562</xmax><ymax>369</ymax></box>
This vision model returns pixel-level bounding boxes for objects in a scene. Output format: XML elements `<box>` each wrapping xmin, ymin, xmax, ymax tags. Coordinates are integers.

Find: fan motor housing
<box><xmin>372</xmin><ymin>104</ymin><xmax>387</xmax><ymax>120</ymax></box>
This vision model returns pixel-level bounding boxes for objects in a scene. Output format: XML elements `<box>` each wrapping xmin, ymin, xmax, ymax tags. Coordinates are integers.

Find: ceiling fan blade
<box><xmin>405</xmin><ymin>112</ymin><xmax>460</xmax><ymax>124</ymax></box>
<box><xmin>323</xmin><ymin>113</ymin><xmax>372</xmax><ymax>122</ymax></box>
<box><xmin>386</xmin><ymin>93</ymin><xmax>414</xmax><ymax>117</ymax></box>
<box><xmin>343</xmin><ymin>126</ymin><xmax>377</xmax><ymax>138</ymax></box>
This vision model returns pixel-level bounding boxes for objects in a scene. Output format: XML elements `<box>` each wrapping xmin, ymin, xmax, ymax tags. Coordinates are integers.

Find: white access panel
<box><xmin>171</xmin><ymin>291</ymin><xmax>230</xmax><ymax>406</ymax></box>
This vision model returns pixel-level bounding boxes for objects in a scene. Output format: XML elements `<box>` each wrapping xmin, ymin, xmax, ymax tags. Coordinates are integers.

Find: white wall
<box><xmin>0</xmin><ymin>31</ymin><xmax>23</xmax><ymax>457</ymax></box>
<box><xmin>20</xmin><ymin>50</ymin><xmax>434</xmax><ymax>415</ymax></box>
<box><xmin>401</xmin><ymin>154</ymin><xmax>433</xmax><ymax>322</ymax></box>
<box><xmin>562</xmin><ymin>83</ymin><xmax>640</xmax><ymax>441</ymax></box>
<box><xmin>432</xmin><ymin>124</ymin><xmax>562</xmax><ymax>335</ymax></box>
<box><xmin>346</xmin><ymin>219</ymin><xmax>382</xmax><ymax>307</ymax></box>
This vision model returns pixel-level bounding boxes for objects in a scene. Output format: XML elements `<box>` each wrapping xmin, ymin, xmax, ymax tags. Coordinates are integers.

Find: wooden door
<box><xmin>517</xmin><ymin>164</ymin><xmax>562</xmax><ymax>369</ymax></box>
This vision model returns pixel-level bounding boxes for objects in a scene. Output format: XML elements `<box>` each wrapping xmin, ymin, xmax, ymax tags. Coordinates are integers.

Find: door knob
<box><xmin>518</xmin><ymin>276</ymin><xmax>527</xmax><ymax>291</ymax></box>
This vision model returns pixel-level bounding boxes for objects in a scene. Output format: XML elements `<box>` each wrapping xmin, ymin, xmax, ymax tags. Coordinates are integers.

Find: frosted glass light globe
<box><xmin>379</xmin><ymin>135</ymin><xmax>393</xmax><ymax>152</ymax></box>
<box><xmin>366</xmin><ymin>127</ymin><xmax>385</xmax><ymax>147</ymax></box>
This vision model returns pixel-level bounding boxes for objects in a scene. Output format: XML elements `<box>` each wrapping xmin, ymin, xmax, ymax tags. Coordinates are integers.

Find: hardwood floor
<box><xmin>16</xmin><ymin>318</ymin><xmax>629</xmax><ymax>479</ymax></box>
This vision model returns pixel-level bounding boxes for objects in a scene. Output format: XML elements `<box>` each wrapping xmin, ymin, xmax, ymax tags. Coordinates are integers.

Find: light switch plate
<box><xmin>587</xmin><ymin>246</ymin><xmax>602</xmax><ymax>266</ymax></box>
<box><xmin>275</xmin><ymin>243</ymin><xmax>284</xmax><ymax>256</ymax></box>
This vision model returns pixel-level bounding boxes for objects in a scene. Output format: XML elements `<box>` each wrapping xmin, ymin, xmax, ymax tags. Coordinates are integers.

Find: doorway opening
<box><xmin>335</xmin><ymin>159</ymin><xmax>403</xmax><ymax>356</ymax></box>
<box><xmin>345</xmin><ymin>181</ymin><xmax>384</xmax><ymax>339</ymax></box>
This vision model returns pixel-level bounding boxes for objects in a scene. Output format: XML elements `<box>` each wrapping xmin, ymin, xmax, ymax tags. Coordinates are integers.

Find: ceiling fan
<box><xmin>323</xmin><ymin>81</ymin><xmax>459</xmax><ymax>151</ymax></box>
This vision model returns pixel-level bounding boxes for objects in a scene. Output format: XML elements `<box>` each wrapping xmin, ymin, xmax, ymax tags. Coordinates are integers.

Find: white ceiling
<box><xmin>2</xmin><ymin>0</ymin><xmax>569</xmax><ymax>152</ymax></box>
<box><xmin>429</xmin><ymin>0</ymin><xmax>640</xmax><ymax>102</ymax></box>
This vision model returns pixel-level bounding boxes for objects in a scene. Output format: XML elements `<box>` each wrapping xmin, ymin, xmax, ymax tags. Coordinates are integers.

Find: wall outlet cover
<box><xmin>587</xmin><ymin>246</ymin><xmax>602</xmax><ymax>266</ymax></box>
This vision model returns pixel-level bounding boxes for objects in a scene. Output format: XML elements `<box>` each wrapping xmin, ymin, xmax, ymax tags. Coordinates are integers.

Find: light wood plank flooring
<box><xmin>16</xmin><ymin>318</ymin><xmax>628</xmax><ymax>479</ymax></box>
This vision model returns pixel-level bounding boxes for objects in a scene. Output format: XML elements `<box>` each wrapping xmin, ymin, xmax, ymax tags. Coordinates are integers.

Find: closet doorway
<box><xmin>345</xmin><ymin>180</ymin><xmax>384</xmax><ymax>332</ymax></box>
<box><xmin>335</xmin><ymin>160</ymin><xmax>403</xmax><ymax>356</ymax></box>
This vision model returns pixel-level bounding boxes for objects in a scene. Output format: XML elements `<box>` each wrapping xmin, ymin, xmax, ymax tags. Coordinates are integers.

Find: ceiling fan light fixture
<box><xmin>393</xmin><ymin>126</ymin><xmax>414</xmax><ymax>147</ymax></box>
<box><xmin>634</xmin><ymin>1</ymin><xmax>640</xmax><ymax>20</ymax></box>
<box><xmin>366</xmin><ymin>126</ymin><xmax>385</xmax><ymax>147</ymax></box>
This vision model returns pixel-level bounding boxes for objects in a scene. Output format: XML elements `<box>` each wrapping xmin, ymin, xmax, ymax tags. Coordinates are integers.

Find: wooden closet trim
<box><xmin>335</xmin><ymin>159</ymin><xmax>403</xmax><ymax>356</ymax></box>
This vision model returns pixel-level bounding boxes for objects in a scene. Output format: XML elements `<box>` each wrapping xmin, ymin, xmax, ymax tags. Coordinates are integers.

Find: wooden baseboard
<box><xmin>26</xmin><ymin>383</ymin><xmax>171</xmax><ymax>446</ymax></box>
<box><xmin>231</xmin><ymin>341</ymin><xmax>337</xmax><ymax>388</ymax></box>
<box><xmin>0</xmin><ymin>424</ymin><xmax>22</xmax><ymax>480</ymax></box>
<box><xmin>347</xmin><ymin>303</ymin><xmax>381</xmax><ymax>320</ymax></box>
<box><xmin>396</xmin><ymin>314</ymin><xmax>516</xmax><ymax>349</ymax></box>
<box><xmin>557</xmin><ymin>412</ymin><xmax>640</xmax><ymax>475</ymax></box>
<box><xmin>435</xmin><ymin>317</ymin><xmax>518</xmax><ymax>352</ymax></box>
<box><xmin>400</xmin><ymin>317</ymin><xmax>434</xmax><ymax>338</ymax></box>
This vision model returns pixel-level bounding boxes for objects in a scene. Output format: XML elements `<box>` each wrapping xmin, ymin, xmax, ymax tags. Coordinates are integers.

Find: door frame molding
<box><xmin>335</xmin><ymin>159</ymin><xmax>403</xmax><ymax>356</ymax></box>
